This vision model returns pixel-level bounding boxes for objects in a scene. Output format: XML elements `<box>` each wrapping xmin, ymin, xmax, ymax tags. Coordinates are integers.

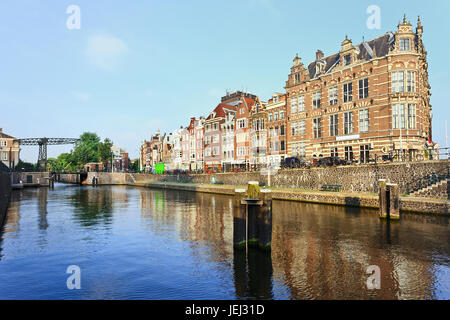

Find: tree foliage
<box><xmin>46</xmin><ymin>132</ymin><xmax>113</xmax><ymax>172</ymax></box>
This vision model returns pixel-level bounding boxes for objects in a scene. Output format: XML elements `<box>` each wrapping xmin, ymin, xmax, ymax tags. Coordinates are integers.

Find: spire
<box><xmin>417</xmin><ymin>15</ymin><xmax>422</xmax><ymax>28</ymax></box>
<box><xmin>403</xmin><ymin>14</ymin><xmax>407</xmax><ymax>24</ymax></box>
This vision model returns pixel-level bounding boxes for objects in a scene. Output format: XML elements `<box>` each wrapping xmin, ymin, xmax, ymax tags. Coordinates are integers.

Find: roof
<box><xmin>307</xmin><ymin>33</ymin><xmax>393</xmax><ymax>79</ymax></box>
<box><xmin>206</xmin><ymin>103</ymin><xmax>237</xmax><ymax>120</ymax></box>
<box><xmin>0</xmin><ymin>131</ymin><xmax>17</xmax><ymax>140</ymax></box>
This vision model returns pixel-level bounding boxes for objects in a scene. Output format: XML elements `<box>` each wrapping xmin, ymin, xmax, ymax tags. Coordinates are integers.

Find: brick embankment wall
<box><xmin>0</xmin><ymin>172</ymin><xmax>11</xmax><ymax>226</ymax></box>
<box><xmin>129</xmin><ymin>160</ymin><xmax>450</xmax><ymax>194</ymax></box>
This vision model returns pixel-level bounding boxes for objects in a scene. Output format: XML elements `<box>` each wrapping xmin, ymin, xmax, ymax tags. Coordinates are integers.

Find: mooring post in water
<box><xmin>378</xmin><ymin>179</ymin><xmax>388</xmax><ymax>219</ymax></box>
<box><xmin>233</xmin><ymin>181</ymin><xmax>273</xmax><ymax>251</ymax></box>
<box><xmin>386</xmin><ymin>183</ymin><xmax>400</xmax><ymax>220</ymax></box>
<box><xmin>379</xmin><ymin>179</ymin><xmax>400</xmax><ymax>220</ymax></box>
<box><xmin>246</xmin><ymin>181</ymin><xmax>260</xmax><ymax>248</ymax></box>
<box><xmin>233</xmin><ymin>189</ymin><xmax>247</xmax><ymax>250</ymax></box>
<box><xmin>257</xmin><ymin>189</ymin><xmax>272</xmax><ymax>251</ymax></box>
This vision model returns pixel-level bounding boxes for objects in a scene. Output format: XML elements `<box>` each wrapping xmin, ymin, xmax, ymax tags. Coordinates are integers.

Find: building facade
<box><xmin>0</xmin><ymin>128</ymin><xmax>20</xmax><ymax>170</ymax></box>
<box><xmin>266</xmin><ymin>93</ymin><xmax>288</xmax><ymax>167</ymax></box>
<box><xmin>285</xmin><ymin>16</ymin><xmax>432</xmax><ymax>163</ymax></box>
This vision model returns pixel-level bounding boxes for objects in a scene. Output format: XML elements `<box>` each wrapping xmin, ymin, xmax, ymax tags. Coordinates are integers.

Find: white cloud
<box><xmin>85</xmin><ymin>34</ymin><xmax>129</xmax><ymax>70</ymax></box>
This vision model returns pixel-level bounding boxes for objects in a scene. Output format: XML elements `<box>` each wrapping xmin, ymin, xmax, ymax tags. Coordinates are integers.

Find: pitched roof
<box><xmin>307</xmin><ymin>33</ymin><xmax>393</xmax><ymax>79</ymax></box>
<box><xmin>0</xmin><ymin>131</ymin><xmax>17</xmax><ymax>139</ymax></box>
<box><xmin>206</xmin><ymin>103</ymin><xmax>237</xmax><ymax>120</ymax></box>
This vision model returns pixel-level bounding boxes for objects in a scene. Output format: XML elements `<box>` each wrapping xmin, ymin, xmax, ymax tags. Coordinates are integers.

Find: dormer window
<box><xmin>399</xmin><ymin>38</ymin><xmax>410</xmax><ymax>51</ymax></box>
<box><xmin>273</xmin><ymin>96</ymin><xmax>279</xmax><ymax>103</ymax></box>
<box><xmin>344</xmin><ymin>54</ymin><xmax>351</xmax><ymax>66</ymax></box>
<box><xmin>294</xmin><ymin>73</ymin><xmax>300</xmax><ymax>84</ymax></box>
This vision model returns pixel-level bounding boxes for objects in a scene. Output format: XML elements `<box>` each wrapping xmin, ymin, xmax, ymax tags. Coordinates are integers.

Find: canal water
<box><xmin>0</xmin><ymin>184</ymin><xmax>448</xmax><ymax>300</ymax></box>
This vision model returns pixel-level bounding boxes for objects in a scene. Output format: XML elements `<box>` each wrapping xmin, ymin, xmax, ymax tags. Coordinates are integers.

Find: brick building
<box><xmin>204</xmin><ymin>103</ymin><xmax>236</xmax><ymax>172</ymax></box>
<box><xmin>265</xmin><ymin>93</ymin><xmax>288</xmax><ymax>167</ymax></box>
<box><xmin>233</xmin><ymin>93</ymin><xmax>257</xmax><ymax>169</ymax></box>
<box><xmin>0</xmin><ymin>128</ymin><xmax>20</xmax><ymax>170</ymax></box>
<box><xmin>285</xmin><ymin>16</ymin><xmax>432</xmax><ymax>163</ymax></box>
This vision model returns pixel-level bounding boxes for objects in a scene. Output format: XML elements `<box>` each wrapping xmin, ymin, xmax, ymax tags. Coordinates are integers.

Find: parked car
<box><xmin>316</xmin><ymin>157</ymin><xmax>347</xmax><ymax>167</ymax></box>
<box><xmin>281</xmin><ymin>157</ymin><xmax>308</xmax><ymax>169</ymax></box>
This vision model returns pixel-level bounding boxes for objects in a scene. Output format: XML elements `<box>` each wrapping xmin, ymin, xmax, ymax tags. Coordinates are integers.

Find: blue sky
<box><xmin>1</xmin><ymin>0</ymin><xmax>449</xmax><ymax>162</ymax></box>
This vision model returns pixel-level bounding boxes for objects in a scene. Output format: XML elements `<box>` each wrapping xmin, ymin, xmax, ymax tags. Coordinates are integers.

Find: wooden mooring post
<box><xmin>233</xmin><ymin>182</ymin><xmax>273</xmax><ymax>251</ymax></box>
<box><xmin>378</xmin><ymin>179</ymin><xmax>400</xmax><ymax>220</ymax></box>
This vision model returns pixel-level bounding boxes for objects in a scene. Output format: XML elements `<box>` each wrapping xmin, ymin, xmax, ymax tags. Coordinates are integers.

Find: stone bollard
<box><xmin>257</xmin><ymin>189</ymin><xmax>272</xmax><ymax>251</ymax></box>
<box><xmin>233</xmin><ymin>189</ymin><xmax>247</xmax><ymax>250</ymax></box>
<box><xmin>386</xmin><ymin>183</ymin><xmax>400</xmax><ymax>220</ymax></box>
<box><xmin>378</xmin><ymin>179</ymin><xmax>388</xmax><ymax>219</ymax></box>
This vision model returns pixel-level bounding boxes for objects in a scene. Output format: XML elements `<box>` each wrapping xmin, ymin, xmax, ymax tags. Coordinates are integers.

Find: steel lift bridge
<box><xmin>19</xmin><ymin>138</ymin><xmax>80</xmax><ymax>170</ymax></box>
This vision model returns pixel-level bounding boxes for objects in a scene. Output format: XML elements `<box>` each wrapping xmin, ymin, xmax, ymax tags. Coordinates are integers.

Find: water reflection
<box><xmin>69</xmin><ymin>187</ymin><xmax>114</xmax><ymax>227</ymax></box>
<box><xmin>0</xmin><ymin>185</ymin><xmax>448</xmax><ymax>299</ymax></box>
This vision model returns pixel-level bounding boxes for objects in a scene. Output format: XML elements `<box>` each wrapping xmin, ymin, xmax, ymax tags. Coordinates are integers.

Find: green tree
<box><xmin>14</xmin><ymin>160</ymin><xmax>37</xmax><ymax>172</ymax></box>
<box><xmin>98</xmin><ymin>138</ymin><xmax>113</xmax><ymax>167</ymax></box>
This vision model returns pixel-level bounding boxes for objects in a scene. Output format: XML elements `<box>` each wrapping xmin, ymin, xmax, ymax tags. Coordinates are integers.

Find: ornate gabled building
<box><xmin>248</xmin><ymin>97</ymin><xmax>268</xmax><ymax>169</ymax></box>
<box><xmin>265</xmin><ymin>93</ymin><xmax>288</xmax><ymax>167</ymax></box>
<box><xmin>286</xmin><ymin>16</ymin><xmax>432</xmax><ymax>162</ymax></box>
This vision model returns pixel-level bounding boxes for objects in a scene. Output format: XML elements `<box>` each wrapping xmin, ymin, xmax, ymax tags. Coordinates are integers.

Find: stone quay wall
<box><xmin>112</xmin><ymin>160</ymin><xmax>449</xmax><ymax>194</ymax></box>
<box><xmin>0</xmin><ymin>172</ymin><xmax>11</xmax><ymax>226</ymax></box>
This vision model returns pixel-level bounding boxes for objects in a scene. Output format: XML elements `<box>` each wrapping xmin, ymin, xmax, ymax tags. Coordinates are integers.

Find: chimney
<box><xmin>316</xmin><ymin>50</ymin><xmax>324</xmax><ymax>61</ymax></box>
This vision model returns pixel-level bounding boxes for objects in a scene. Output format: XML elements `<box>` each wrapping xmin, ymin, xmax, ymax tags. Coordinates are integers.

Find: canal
<box><xmin>0</xmin><ymin>184</ymin><xmax>449</xmax><ymax>299</ymax></box>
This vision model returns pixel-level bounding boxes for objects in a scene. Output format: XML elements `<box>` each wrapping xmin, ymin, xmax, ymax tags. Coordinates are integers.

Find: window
<box><xmin>274</xmin><ymin>112</ymin><xmax>279</xmax><ymax>121</ymax></box>
<box><xmin>399</xmin><ymin>38</ymin><xmax>410</xmax><ymax>51</ymax></box>
<box><xmin>269</xmin><ymin>113</ymin><xmax>273</xmax><ymax>122</ymax></box>
<box><xmin>407</xmin><ymin>71</ymin><xmax>415</xmax><ymax>92</ymax></box>
<box><xmin>392</xmin><ymin>71</ymin><xmax>405</xmax><ymax>93</ymax></box>
<box><xmin>281</xmin><ymin>140</ymin><xmax>285</xmax><ymax>151</ymax></box>
<box><xmin>360</xmin><ymin>145</ymin><xmax>370</xmax><ymax>163</ymax></box>
<box><xmin>298</xmin><ymin>95</ymin><xmax>305</xmax><ymax>112</ymax></box>
<box><xmin>329</xmin><ymin>86</ymin><xmax>338</xmax><ymax>106</ymax></box>
<box><xmin>299</xmin><ymin>142</ymin><xmax>306</xmax><ymax>157</ymax></box>
<box><xmin>280</xmin><ymin>110</ymin><xmax>285</xmax><ymax>120</ymax></box>
<box><xmin>343</xmin><ymin>83</ymin><xmax>353</xmax><ymax>103</ymax></box>
<box><xmin>1</xmin><ymin>152</ymin><xmax>7</xmax><ymax>161</ymax></box>
<box><xmin>299</xmin><ymin>120</ymin><xmax>305</xmax><ymax>135</ymax></box>
<box><xmin>238</xmin><ymin>119</ymin><xmax>246</xmax><ymax>129</ymax></box>
<box><xmin>269</xmin><ymin>142</ymin><xmax>273</xmax><ymax>152</ymax></box>
<box><xmin>359</xmin><ymin>78</ymin><xmax>369</xmax><ymax>99</ymax></box>
<box><xmin>313</xmin><ymin>118</ymin><xmax>322</xmax><ymax>138</ymax></box>
<box><xmin>344</xmin><ymin>54</ymin><xmax>351</xmax><ymax>66</ymax></box>
<box><xmin>345</xmin><ymin>146</ymin><xmax>353</xmax><ymax>162</ymax></box>
<box><xmin>291</xmin><ymin>121</ymin><xmax>298</xmax><ymax>136</ymax></box>
<box><xmin>213</xmin><ymin>123</ymin><xmax>218</xmax><ymax>130</ymax></box>
<box><xmin>392</xmin><ymin>104</ymin><xmax>406</xmax><ymax>129</ymax></box>
<box><xmin>344</xmin><ymin>112</ymin><xmax>353</xmax><ymax>135</ymax></box>
<box><xmin>312</xmin><ymin>92</ymin><xmax>321</xmax><ymax>109</ymax></box>
<box><xmin>273</xmin><ymin>96</ymin><xmax>279</xmax><ymax>103</ymax></box>
<box><xmin>294</xmin><ymin>73</ymin><xmax>300</xmax><ymax>84</ymax></box>
<box><xmin>408</xmin><ymin>104</ymin><xmax>416</xmax><ymax>129</ymax></box>
<box><xmin>0</xmin><ymin>141</ymin><xmax>6</xmax><ymax>147</ymax></box>
<box><xmin>280</xmin><ymin>125</ymin><xmax>285</xmax><ymax>136</ymax></box>
<box><xmin>291</xmin><ymin>97</ymin><xmax>298</xmax><ymax>114</ymax></box>
<box><xmin>213</xmin><ymin>135</ymin><xmax>219</xmax><ymax>143</ymax></box>
<box><xmin>359</xmin><ymin>109</ymin><xmax>369</xmax><ymax>133</ymax></box>
<box><xmin>330</xmin><ymin>114</ymin><xmax>338</xmax><ymax>137</ymax></box>
<box><xmin>331</xmin><ymin>147</ymin><xmax>338</xmax><ymax>157</ymax></box>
